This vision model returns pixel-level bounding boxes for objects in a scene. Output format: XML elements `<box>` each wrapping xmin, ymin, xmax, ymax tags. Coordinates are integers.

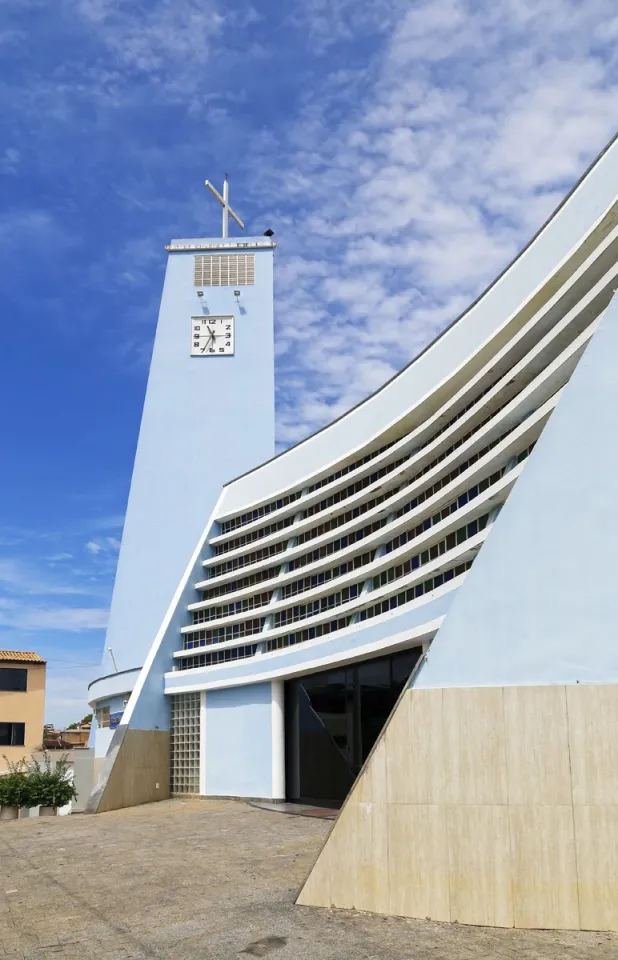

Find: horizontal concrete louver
<box><xmin>193</xmin><ymin>253</ymin><xmax>255</xmax><ymax>287</ymax></box>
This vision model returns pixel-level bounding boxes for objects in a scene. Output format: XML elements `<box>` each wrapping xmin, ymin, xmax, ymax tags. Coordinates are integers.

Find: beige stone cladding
<box><xmin>297</xmin><ymin>682</ymin><xmax>618</xmax><ymax>932</ymax></box>
<box><xmin>0</xmin><ymin>656</ymin><xmax>46</xmax><ymax>771</ymax></box>
<box><xmin>91</xmin><ymin>729</ymin><xmax>171</xmax><ymax>813</ymax></box>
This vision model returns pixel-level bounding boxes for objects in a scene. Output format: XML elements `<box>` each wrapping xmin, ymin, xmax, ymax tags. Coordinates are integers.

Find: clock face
<box><xmin>191</xmin><ymin>315</ymin><xmax>234</xmax><ymax>356</ymax></box>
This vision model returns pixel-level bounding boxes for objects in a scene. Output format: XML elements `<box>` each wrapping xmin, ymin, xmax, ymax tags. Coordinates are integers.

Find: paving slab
<box><xmin>0</xmin><ymin>798</ymin><xmax>616</xmax><ymax>959</ymax></box>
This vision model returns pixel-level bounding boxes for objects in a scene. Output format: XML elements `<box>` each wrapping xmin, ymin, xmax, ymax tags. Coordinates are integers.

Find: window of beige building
<box><xmin>0</xmin><ymin>667</ymin><xmax>28</xmax><ymax>692</ymax></box>
<box><xmin>0</xmin><ymin>651</ymin><xmax>47</xmax><ymax>769</ymax></box>
<box><xmin>0</xmin><ymin>722</ymin><xmax>25</xmax><ymax>746</ymax></box>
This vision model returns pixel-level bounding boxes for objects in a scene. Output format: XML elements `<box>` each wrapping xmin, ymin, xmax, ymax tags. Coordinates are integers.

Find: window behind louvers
<box><xmin>194</xmin><ymin>253</ymin><xmax>255</xmax><ymax>287</ymax></box>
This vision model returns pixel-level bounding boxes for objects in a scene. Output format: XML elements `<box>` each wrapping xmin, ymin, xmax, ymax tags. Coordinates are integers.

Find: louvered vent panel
<box><xmin>194</xmin><ymin>254</ymin><xmax>255</xmax><ymax>287</ymax></box>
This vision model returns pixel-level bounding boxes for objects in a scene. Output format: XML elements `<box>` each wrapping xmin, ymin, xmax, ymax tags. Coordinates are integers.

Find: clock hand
<box><xmin>200</xmin><ymin>331</ymin><xmax>215</xmax><ymax>352</ymax></box>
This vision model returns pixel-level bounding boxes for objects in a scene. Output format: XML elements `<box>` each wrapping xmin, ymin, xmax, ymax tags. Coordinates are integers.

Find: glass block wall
<box><xmin>170</xmin><ymin>692</ymin><xmax>201</xmax><ymax>794</ymax></box>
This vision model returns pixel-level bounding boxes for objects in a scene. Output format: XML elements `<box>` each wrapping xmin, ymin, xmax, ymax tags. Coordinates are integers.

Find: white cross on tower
<box><xmin>204</xmin><ymin>174</ymin><xmax>245</xmax><ymax>239</ymax></box>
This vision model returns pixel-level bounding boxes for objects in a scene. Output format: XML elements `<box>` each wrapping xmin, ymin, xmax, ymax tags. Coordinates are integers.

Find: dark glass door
<box><xmin>285</xmin><ymin>646</ymin><xmax>422</xmax><ymax>807</ymax></box>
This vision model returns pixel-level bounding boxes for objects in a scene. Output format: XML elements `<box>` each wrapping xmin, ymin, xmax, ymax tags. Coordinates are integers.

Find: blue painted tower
<box><xmin>88</xmin><ymin>184</ymin><xmax>276</xmax><ymax>759</ymax></box>
<box><xmin>103</xmin><ymin>235</ymin><xmax>275</xmax><ymax>676</ymax></box>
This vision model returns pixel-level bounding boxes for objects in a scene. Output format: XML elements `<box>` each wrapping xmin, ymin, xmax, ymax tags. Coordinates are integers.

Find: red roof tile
<box><xmin>0</xmin><ymin>650</ymin><xmax>46</xmax><ymax>664</ymax></box>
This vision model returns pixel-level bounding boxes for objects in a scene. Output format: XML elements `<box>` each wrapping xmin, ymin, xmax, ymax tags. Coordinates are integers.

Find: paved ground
<box><xmin>1</xmin><ymin>798</ymin><xmax>616</xmax><ymax>960</ymax></box>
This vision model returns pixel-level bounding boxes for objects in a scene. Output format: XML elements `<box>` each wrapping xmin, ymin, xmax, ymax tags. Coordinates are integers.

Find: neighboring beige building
<box><xmin>0</xmin><ymin>651</ymin><xmax>46</xmax><ymax>771</ymax></box>
<box><xmin>61</xmin><ymin>725</ymin><xmax>90</xmax><ymax>748</ymax></box>
<box><xmin>44</xmin><ymin>723</ymin><xmax>91</xmax><ymax>749</ymax></box>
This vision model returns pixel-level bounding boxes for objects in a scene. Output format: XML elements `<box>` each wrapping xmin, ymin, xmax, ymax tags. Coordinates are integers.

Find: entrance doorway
<box><xmin>285</xmin><ymin>646</ymin><xmax>422</xmax><ymax>808</ymax></box>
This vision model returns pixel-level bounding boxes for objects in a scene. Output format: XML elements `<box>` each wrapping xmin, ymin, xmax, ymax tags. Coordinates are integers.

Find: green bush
<box><xmin>26</xmin><ymin>753</ymin><xmax>77</xmax><ymax>809</ymax></box>
<box><xmin>0</xmin><ymin>757</ymin><xmax>30</xmax><ymax>808</ymax></box>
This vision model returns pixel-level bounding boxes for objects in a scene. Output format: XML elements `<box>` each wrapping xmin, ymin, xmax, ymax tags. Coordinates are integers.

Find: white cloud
<box><xmin>85</xmin><ymin>536</ymin><xmax>120</xmax><ymax>555</ymax></box>
<box><xmin>0</xmin><ymin>599</ymin><xmax>108</xmax><ymax>631</ymax></box>
<box><xmin>72</xmin><ymin>0</ymin><xmax>225</xmax><ymax>79</ymax></box>
<box><xmin>0</xmin><ymin>526</ymin><xmax>29</xmax><ymax>547</ymax></box>
<box><xmin>0</xmin><ymin>147</ymin><xmax>20</xmax><ymax>173</ymax></box>
<box><xmin>287</xmin><ymin>0</ymin><xmax>405</xmax><ymax>51</ymax></box>
<box><xmin>0</xmin><ymin>558</ymin><xmax>95</xmax><ymax>597</ymax></box>
<box><xmin>0</xmin><ymin>209</ymin><xmax>70</xmax><ymax>252</ymax></box>
<box><xmin>248</xmin><ymin>0</ymin><xmax>618</xmax><ymax>445</ymax></box>
<box><xmin>44</xmin><ymin>668</ymin><xmax>94</xmax><ymax>728</ymax></box>
<box><xmin>75</xmin><ymin>513</ymin><xmax>125</xmax><ymax>534</ymax></box>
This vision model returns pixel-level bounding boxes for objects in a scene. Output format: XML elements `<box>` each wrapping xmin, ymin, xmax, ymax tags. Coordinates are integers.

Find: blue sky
<box><xmin>1</xmin><ymin>0</ymin><xmax>617</xmax><ymax>727</ymax></box>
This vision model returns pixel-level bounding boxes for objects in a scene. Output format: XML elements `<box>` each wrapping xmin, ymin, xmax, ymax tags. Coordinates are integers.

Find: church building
<box><xmin>87</xmin><ymin>138</ymin><xmax>618</xmax><ymax>931</ymax></box>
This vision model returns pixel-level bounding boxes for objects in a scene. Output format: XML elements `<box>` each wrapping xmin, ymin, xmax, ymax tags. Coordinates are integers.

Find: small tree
<box><xmin>67</xmin><ymin>713</ymin><xmax>92</xmax><ymax>730</ymax></box>
<box><xmin>0</xmin><ymin>757</ymin><xmax>30</xmax><ymax>808</ymax></box>
<box><xmin>26</xmin><ymin>753</ymin><xmax>77</xmax><ymax>809</ymax></box>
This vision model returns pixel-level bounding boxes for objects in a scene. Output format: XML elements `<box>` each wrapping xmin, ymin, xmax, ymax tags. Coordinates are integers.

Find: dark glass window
<box><xmin>0</xmin><ymin>722</ymin><xmax>25</xmax><ymax>746</ymax></box>
<box><xmin>285</xmin><ymin>646</ymin><xmax>422</xmax><ymax>808</ymax></box>
<box><xmin>0</xmin><ymin>668</ymin><xmax>27</xmax><ymax>692</ymax></box>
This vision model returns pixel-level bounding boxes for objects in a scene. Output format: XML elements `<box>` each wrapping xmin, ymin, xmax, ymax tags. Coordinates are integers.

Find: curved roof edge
<box><xmin>222</xmin><ymin>128</ymin><xmax>618</xmax><ymax>499</ymax></box>
<box><xmin>88</xmin><ymin>666</ymin><xmax>142</xmax><ymax>692</ymax></box>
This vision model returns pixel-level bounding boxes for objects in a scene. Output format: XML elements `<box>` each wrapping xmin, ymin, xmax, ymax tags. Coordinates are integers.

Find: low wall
<box><xmin>85</xmin><ymin>727</ymin><xmax>170</xmax><ymax>813</ymax></box>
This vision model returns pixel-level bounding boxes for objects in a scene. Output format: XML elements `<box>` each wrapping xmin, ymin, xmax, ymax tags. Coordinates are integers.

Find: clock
<box><xmin>191</xmin><ymin>315</ymin><xmax>234</xmax><ymax>356</ymax></box>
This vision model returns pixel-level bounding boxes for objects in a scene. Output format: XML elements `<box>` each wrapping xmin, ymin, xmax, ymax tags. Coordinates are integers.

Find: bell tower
<box><xmin>91</xmin><ymin>181</ymin><xmax>276</xmax><ymax>721</ymax></box>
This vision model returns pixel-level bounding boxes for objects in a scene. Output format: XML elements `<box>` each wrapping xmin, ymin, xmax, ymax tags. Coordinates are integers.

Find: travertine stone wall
<box><xmin>86</xmin><ymin>728</ymin><xmax>170</xmax><ymax>813</ymax></box>
<box><xmin>298</xmin><ymin>683</ymin><xmax>618</xmax><ymax>931</ymax></box>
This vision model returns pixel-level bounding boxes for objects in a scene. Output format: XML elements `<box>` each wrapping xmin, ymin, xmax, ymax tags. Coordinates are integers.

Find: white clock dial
<box><xmin>191</xmin><ymin>315</ymin><xmax>234</xmax><ymax>356</ymax></box>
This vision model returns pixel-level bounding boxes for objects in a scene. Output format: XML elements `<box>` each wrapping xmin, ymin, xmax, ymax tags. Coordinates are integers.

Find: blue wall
<box><xmin>205</xmin><ymin>682</ymin><xmax>273</xmax><ymax>798</ymax></box>
<box><xmin>416</xmin><ymin>294</ymin><xmax>618</xmax><ymax>689</ymax></box>
<box><xmin>100</xmin><ymin>239</ymin><xmax>275</xmax><ymax>677</ymax></box>
<box><xmin>102</xmin><ymin>694</ymin><xmax>127</xmax><ymax>715</ymax></box>
<box><xmin>91</xmin><ymin>694</ymin><xmax>128</xmax><ymax>757</ymax></box>
<box><xmin>125</xmin><ymin>514</ymin><xmax>218</xmax><ymax>731</ymax></box>
<box><xmin>87</xmin><ymin>713</ymin><xmax>97</xmax><ymax>749</ymax></box>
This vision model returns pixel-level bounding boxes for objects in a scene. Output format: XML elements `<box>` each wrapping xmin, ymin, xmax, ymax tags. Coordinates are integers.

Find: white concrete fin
<box><xmin>417</xmin><ymin>294</ymin><xmax>618</xmax><ymax>689</ymax></box>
